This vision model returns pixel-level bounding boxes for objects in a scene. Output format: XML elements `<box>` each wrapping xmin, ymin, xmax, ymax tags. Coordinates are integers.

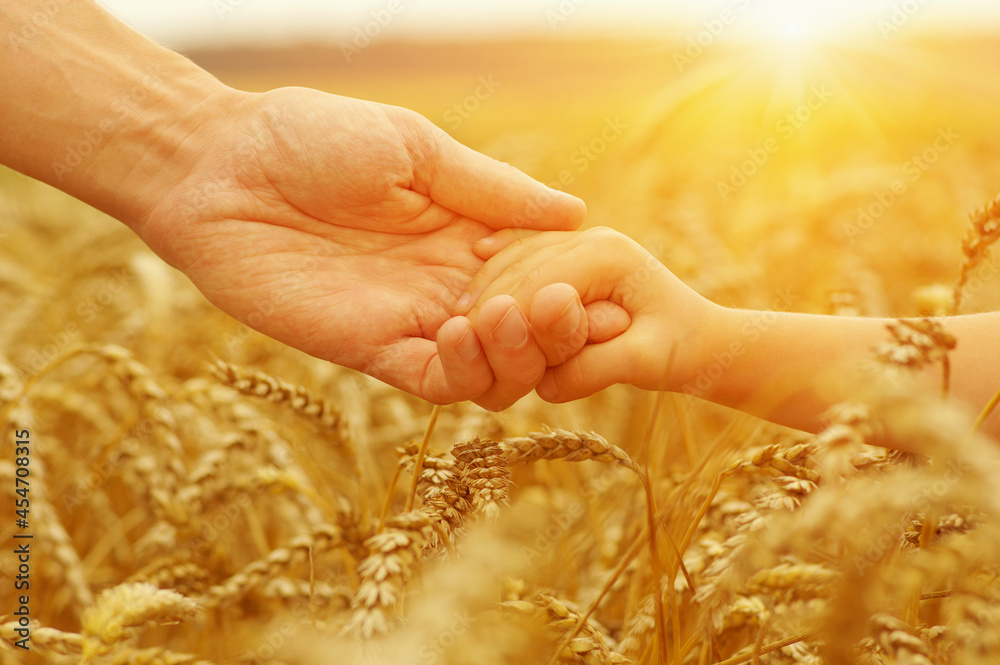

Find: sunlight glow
<box><xmin>783</xmin><ymin>22</ymin><xmax>803</xmax><ymax>38</ymax></box>
<box><xmin>737</xmin><ymin>1</ymin><xmax>880</xmax><ymax>48</ymax></box>
<box><xmin>717</xmin><ymin>1</ymin><xmax>888</xmax><ymax>103</ymax></box>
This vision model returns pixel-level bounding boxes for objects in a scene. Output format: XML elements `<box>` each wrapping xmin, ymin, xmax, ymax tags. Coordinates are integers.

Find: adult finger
<box><xmin>419</xmin><ymin>123</ymin><xmax>586</xmax><ymax>232</ymax></box>
<box><xmin>470</xmin><ymin>295</ymin><xmax>548</xmax><ymax>411</ymax></box>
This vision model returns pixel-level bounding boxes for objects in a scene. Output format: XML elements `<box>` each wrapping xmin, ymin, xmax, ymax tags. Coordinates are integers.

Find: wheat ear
<box><xmin>81</xmin><ymin>583</ymin><xmax>199</xmax><ymax>660</ymax></box>
<box><xmin>500</xmin><ymin>428</ymin><xmax>641</xmax><ymax>475</ymax></box>
<box><xmin>343</xmin><ymin>511</ymin><xmax>443</xmax><ymax>638</ymax></box>
<box><xmin>504</xmin><ymin>593</ymin><xmax>629</xmax><ymax>664</ymax></box>
<box><xmin>452</xmin><ymin>437</ymin><xmax>511</xmax><ymax>521</ymax></box>
<box><xmin>1</xmin><ymin>619</ymin><xmax>83</xmax><ymax>656</ymax></box>
<box><xmin>207</xmin><ymin>359</ymin><xmax>346</xmax><ymax>433</ymax></box>
<box><xmin>869</xmin><ymin>613</ymin><xmax>935</xmax><ymax>665</ymax></box>
<box><xmin>199</xmin><ymin>525</ymin><xmax>342</xmax><ymax>608</ymax></box>
<box><xmin>207</xmin><ymin>358</ymin><xmax>364</xmax><ymax>516</ymax></box>
<box><xmin>952</xmin><ymin>192</ymin><xmax>1000</xmax><ymax>314</ymax></box>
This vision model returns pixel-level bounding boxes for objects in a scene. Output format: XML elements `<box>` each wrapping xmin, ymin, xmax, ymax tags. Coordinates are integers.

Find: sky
<box><xmin>97</xmin><ymin>0</ymin><xmax>1000</xmax><ymax>49</ymax></box>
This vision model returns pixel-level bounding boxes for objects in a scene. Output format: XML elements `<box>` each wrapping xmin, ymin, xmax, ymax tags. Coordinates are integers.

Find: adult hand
<box><xmin>2</xmin><ymin>0</ymin><xmax>620</xmax><ymax>407</ymax></box>
<box><xmin>137</xmin><ymin>86</ymin><xmax>593</xmax><ymax>404</ymax></box>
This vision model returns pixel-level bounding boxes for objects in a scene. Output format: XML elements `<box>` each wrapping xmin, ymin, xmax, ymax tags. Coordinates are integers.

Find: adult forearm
<box><xmin>694</xmin><ymin>306</ymin><xmax>1000</xmax><ymax>439</ymax></box>
<box><xmin>0</xmin><ymin>0</ymin><xmax>235</xmax><ymax>228</ymax></box>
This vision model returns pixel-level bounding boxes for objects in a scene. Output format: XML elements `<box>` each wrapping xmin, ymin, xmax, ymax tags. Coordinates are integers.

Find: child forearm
<box><xmin>689</xmin><ymin>306</ymin><xmax>1000</xmax><ymax>438</ymax></box>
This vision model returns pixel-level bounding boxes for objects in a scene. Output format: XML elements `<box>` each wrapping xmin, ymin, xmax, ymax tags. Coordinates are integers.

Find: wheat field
<box><xmin>3</xmin><ymin>34</ymin><xmax>1000</xmax><ymax>665</ymax></box>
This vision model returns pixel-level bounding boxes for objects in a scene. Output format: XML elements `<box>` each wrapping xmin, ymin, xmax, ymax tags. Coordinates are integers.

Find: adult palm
<box><xmin>137</xmin><ymin>87</ymin><xmax>585</xmax><ymax>402</ymax></box>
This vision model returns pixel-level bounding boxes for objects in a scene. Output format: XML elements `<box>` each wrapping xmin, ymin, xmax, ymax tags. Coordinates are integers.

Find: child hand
<box><xmin>453</xmin><ymin>227</ymin><xmax>723</xmax><ymax>402</ymax></box>
<box><xmin>435</xmin><ymin>283</ymin><xmax>631</xmax><ymax>411</ymax></box>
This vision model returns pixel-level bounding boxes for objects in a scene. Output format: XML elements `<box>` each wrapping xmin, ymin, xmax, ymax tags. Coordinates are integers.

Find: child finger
<box><xmin>528</xmin><ymin>283</ymin><xmax>590</xmax><ymax>366</ymax></box>
<box><xmin>455</xmin><ymin>235</ymin><xmax>573</xmax><ymax>316</ymax></box>
<box><xmin>472</xmin><ymin>228</ymin><xmax>542</xmax><ymax>260</ymax></box>
<box><xmin>370</xmin><ymin>335</ymin><xmax>488</xmax><ymax>404</ymax></box>
<box><xmin>502</xmin><ymin>231</ymin><xmax>656</xmax><ymax>309</ymax></box>
<box><xmin>470</xmin><ymin>295</ymin><xmax>549</xmax><ymax>411</ymax></box>
<box><xmin>435</xmin><ymin>316</ymin><xmax>495</xmax><ymax>400</ymax></box>
<box><xmin>584</xmin><ymin>301</ymin><xmax>631</xmax><ymax>343</ymax></box>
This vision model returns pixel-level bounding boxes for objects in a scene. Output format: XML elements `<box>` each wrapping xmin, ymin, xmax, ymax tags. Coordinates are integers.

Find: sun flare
<box><xmin>726</xmin><ymin>0</ymin><xmax>898</xmax><ymax>55</ymax></box>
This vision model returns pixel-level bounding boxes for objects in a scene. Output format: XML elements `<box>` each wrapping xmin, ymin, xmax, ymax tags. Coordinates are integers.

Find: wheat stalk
<box><xmin>404</xmin><ymin>404</ymin><xmax>442</xmax><ymax>512</ymax></box>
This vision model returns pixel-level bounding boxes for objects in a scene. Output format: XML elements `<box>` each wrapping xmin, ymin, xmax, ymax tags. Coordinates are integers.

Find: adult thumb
<box><xmin>421</xmin><ymin>126</ymin><xmax>586</xmax><ymax>231</ymax></box>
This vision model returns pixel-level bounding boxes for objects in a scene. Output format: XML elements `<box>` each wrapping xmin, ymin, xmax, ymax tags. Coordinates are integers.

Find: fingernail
<box><xmin>491</xmin><ymin>305</ymin><xmax>528</xmax><ymax>348</ymax></box>
<box><xmin>549</xmin><ymin>299</ymin><xmax>581</xmax><ymax>337</ymax></box>
<box><xmin>454</xmin><ymin>324</ymin><xmax>480</xmax><ymax>361</ymax></box>
<box><xmin>455</xmin><ymin>293</ymin><xmax>472</xmax><ymax>311</ymax></box>
<box><xmin>477</xmin><ymin>236</ymin><xmax>496</xmax><ymax>247</ymax></box>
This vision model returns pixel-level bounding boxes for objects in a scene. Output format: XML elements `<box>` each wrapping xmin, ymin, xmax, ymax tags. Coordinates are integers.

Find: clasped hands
<box><xmin>436</xmin><ymin>242</ymin><xmax>631</xmax><ymax>411</ymax></box>
<box><xmin>137</xmin><ymin>87</ymin><xmax>629</xmax><ymax>411</ymax></box>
